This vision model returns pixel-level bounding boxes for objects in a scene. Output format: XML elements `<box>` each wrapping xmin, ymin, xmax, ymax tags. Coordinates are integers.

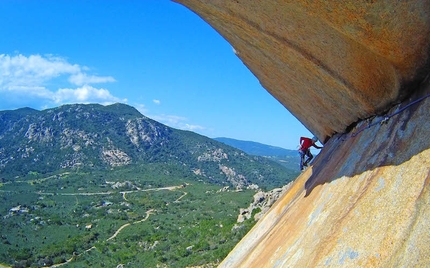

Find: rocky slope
<box><xmin>236</xmin><ymin>183</ymin><xmax>293</xmax><ymax>223</ymax></box>
<box><xmin>174</xmin><ymin>1</ymin><xmax>430</xmax><ymax>267</ymax></box>
<box><xmin>0</xmin><ymin>103</ymin><xmax>296</xmax><ymax>190</ymax></box>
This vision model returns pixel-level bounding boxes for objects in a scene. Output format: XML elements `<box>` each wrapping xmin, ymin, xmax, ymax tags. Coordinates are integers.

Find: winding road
<box><xmin>42</xmin><ymin>184</ymin><xmax>188</xmax><ymax>267</ymax></box>
<box><xmin>106</xmin><ymin>209</ymin><xmax>154</xmax><ymax>241</ymax></box>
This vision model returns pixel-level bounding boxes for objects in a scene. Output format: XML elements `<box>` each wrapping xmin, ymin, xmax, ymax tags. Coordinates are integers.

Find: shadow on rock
<box><xmin>305</xmin><ymin>81</ymin><xmax>430</xmax><ymax>197</ymax></box>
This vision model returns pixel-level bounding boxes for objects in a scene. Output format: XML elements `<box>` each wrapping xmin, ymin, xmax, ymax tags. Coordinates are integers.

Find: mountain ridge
<box><xmin>213</xmin><ymin>137</ymin><xmax>297</xmax><ymax>156</ymax></box>
<box><xmin>0</xmin><ymin>103</ymin><xmax>297</xmax><ymax>190</ymax></box>
<box><xmin>214</xmin><ymin>137</ymin><xmax>300</xmax><ymax>171</ymax></box>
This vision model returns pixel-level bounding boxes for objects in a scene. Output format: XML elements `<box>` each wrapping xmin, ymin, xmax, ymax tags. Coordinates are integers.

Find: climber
<box><xmin>299</xmin><ymin>136</ymin><xmax>322</xmax><ymax>170</ymax></box>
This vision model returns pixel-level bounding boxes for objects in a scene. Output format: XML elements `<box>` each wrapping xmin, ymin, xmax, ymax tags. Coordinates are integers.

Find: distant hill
<box><xmin>213</xmin><ymin>137</ymin><xmax>297</xmax><ymax>156</ymax></box>
<box><xmin>214</xmin><ymin>137</ymin><xmax>300</xmax><ymax>171</ymax></box>
<box><xmin>0</xmin><ymin>103</ymin><xmax>297</xmax><ymax>190</ymax></box>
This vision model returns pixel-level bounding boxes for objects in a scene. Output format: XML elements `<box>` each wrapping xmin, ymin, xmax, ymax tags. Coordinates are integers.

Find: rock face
<box><xmin>174</xmin><ymin>0</ymin><xmax>430</xmax><ymax>141</ymax></box>
<box><xmin>173</xmin><ymin>1</ymin><xmax>430</xmax><ymax>267</ymax></box>
<box><xmin>218</xmin><ymin>82</ymin><xmax>430</xmax><ymax>267</ymax></box>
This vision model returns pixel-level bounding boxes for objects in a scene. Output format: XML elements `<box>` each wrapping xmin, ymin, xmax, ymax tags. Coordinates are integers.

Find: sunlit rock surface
<box><xmin>219</xmin><ymin>82</ymin><xmax>430</xmax><ymax>267</ymax></box>
<box><xmin>173</xmin><ymin>1</ymin><xmax>430</xmax><ymax>267</ymax></box>
<box><xmin>174</xmin><ymin>0</ymin><xmax>430</xmax><ymax>141</ymax></box>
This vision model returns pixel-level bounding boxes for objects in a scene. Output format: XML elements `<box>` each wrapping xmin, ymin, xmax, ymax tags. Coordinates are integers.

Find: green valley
<box><xmin>1</xmin><ymin>167</ymin><xmax>257</xmax><ymax>267</ymax></box>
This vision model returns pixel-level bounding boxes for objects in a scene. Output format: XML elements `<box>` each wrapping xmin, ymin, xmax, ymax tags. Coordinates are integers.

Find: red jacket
<box><xmin>299</xmin><ymin>137</ymin><xmax>321</xmax><ymax>151</ymax></box>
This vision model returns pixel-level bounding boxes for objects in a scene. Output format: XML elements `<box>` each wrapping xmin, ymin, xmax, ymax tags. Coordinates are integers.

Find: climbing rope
<box><xmin>348</xmin><ymin>92</ymin><xmax>430</xmax><ymax>138</ymax></box>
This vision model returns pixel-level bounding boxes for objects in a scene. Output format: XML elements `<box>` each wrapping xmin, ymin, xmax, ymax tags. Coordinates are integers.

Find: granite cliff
<box><xmin>174</xmin><ymin>1</ymin><xmax>430</xmax><ymax>267</ymax></box>
<box><xmin>219</xmin><ymin>82</ymin><xmax>430</xmax><ymax>267</ymax></box>
<box><xmin>175</xmin><ymin>0</ymin><xmax>430</xmax><ymax>141</ymax></box>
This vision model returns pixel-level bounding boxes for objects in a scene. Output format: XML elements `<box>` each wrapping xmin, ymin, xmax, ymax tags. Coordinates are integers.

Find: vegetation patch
<box><xmin>0</xmin><ymin>167</ymin><xmax>257</xmax><ymax>267</ymax></box>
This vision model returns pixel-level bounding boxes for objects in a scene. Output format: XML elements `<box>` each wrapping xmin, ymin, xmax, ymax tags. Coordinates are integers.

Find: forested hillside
<box><xmin>0</xmin><ymin>103</ymin><xmax>297</xmax><ymax>190</ymax></box>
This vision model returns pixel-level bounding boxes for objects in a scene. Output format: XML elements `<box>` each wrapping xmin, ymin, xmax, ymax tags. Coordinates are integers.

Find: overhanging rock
<box><xmin>172</xmin><ymin>1</ymin><xmax>430</xmax><ymax>267</ymax></box>
<box><xmin>174</xmin><ymin>0</ymin><xmax>430</xmax><ymax>141</ymax></box>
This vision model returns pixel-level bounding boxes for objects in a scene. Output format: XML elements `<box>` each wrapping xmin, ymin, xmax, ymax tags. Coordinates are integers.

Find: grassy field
<box><xmin>0</xmin><ymin>168</ymin><xmax>258</xmax><ymax>267</ymax></box>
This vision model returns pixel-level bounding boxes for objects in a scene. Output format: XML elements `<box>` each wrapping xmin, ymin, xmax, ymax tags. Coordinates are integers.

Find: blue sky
<box><xmin>0</xmin><ymin>0</ymin><xmax>312</xmax><ymax>149</ymax></box>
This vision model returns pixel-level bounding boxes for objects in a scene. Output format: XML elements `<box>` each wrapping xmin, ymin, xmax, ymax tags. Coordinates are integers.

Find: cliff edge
<box><xmin>173</xmin><ymin>1</ymin><xmax>430</xmax><ymax>267</ymax></box>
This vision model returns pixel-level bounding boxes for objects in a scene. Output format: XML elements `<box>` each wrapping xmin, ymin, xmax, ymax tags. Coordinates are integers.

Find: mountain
<box><xmin>0</xmin><ymin>103</ymin><xmax>296</xmax><ymax>190</ymax></box>
<box><xmin>214</xmin><ymin>137</ymin><xmax>300</xmax><ymax>171</ymax></box>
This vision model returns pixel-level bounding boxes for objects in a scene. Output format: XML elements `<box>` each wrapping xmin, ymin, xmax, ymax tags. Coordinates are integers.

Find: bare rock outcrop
<box><xmin>237</xmin><ymin>183</ymin><xmax>292</xmax><ymax>223</ymax></box>
<box><xmin>101</xmin><ymin>148</ymin><xmax>131</xmax><ymax>167</ymax></box>
<box><xmin>174</xmin><ymin>0</ymin><xmax>430</xmax><ymax>141</ymax></box>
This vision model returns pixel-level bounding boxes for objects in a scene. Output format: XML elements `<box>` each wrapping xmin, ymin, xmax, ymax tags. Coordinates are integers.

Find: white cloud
<box><xmin>150</xmin><ymin>114</ymin><xmax>187</xmax><ymax>126</ymax></box>
<box><xmin>153</xmin><ymin>99</ymin><xmax>161</xmax><ymax>105</ymax></box>
<box><xmin>0</xmin><ymin>54</ymin><xmax>80</xmax><ymax>90</ymax></box>
<box><xmin>149</xmin><ymin>114</ymin><xmax>205</xmax><ymax>132</ymax></box>
<box><xmin>53</xmin><ymin>85</ymin><xmax>125</xmax><ymax>104</ymax></box>
<box><xmin>0</xmin><ymin>53</ymin><xmax>121</xmax><ymax>108</ymax></box>
<box><xmin>6</xmin><ymin>85</ymin><xmax>53</xmax><ymax>99</ymax></box>
<box><xmin>69</xmin><ymin>73</ymin><xmax>116</xmax><ymax>86</ymax></box>
<box><xmin>184</xmin><ymin>124</ymin><xmax>205</xmax><ymax>131</ymax></box>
